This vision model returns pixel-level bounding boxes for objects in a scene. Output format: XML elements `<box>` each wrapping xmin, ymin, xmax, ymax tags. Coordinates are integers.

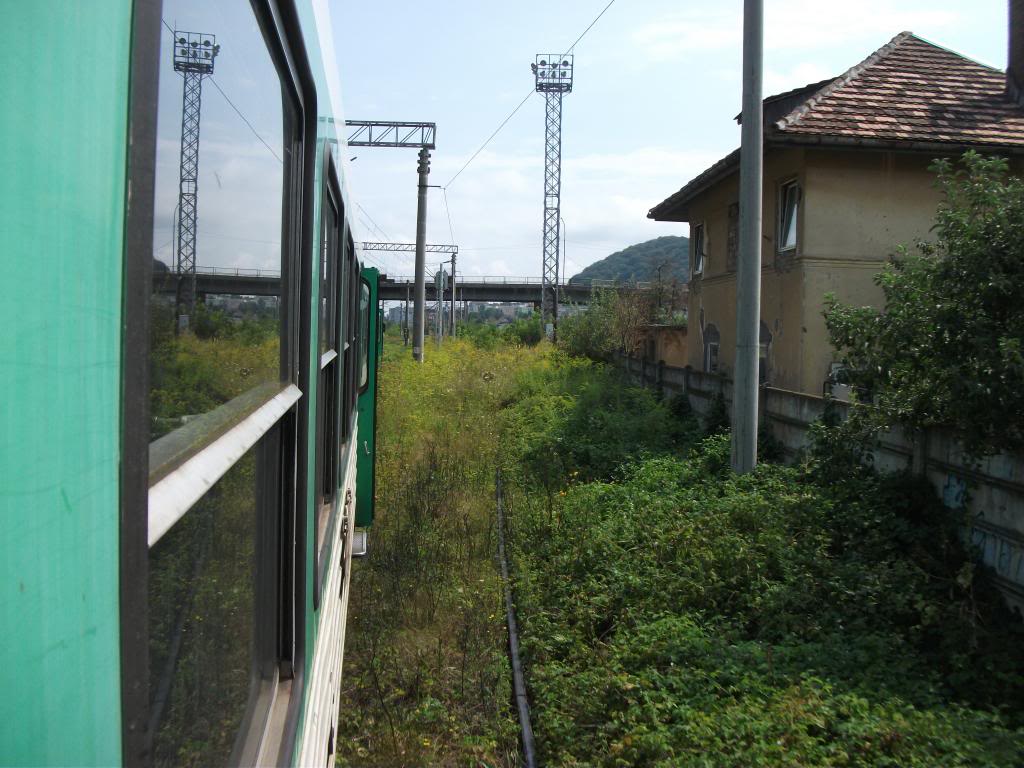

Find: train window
<box><xmin>148</xmin><ymin>438</ymin><xmax>279</xmax><ymax>767</ymax></box>
<box><xmin>342</xmin><ymin>253</ymin><xmax>358</xmax><ymax>440</ymax></box>
<box><xmin>315</xmin><ymin>158</ymin><xmax>343</xmax><ymax>600</ymax></box>
<box><xmin>148</xmin><ymin>0</ymin><xmax>287</xmax><ymax>451</ymax></box>
<box><xmin>359</xmin><ymin>279</ymin><xmax>370</xmax><ymax>392</ymax></box>
<box><xmin>144</xmin><ymin>0</ymin><xmax>299</xmax><ymax>763</ymax></box>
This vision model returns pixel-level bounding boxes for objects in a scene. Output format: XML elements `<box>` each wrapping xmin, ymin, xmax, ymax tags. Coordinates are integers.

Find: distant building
<box><xmin>650</xmin><ymin>28</ymin><xmax>1024</xmax><ymax>395</ymax></box>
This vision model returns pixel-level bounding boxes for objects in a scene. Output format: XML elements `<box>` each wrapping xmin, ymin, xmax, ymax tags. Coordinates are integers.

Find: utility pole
<box><xmin>732</xmin><ymin>0</ymin><xmax>764</xmax><ymax>473</ymax></box>
<box><xmin>344</xmin><ymin>121</ymin><xmax>436</xmax><ymax>362</ymax></box>
<box><xmin>414</xmin><ymin>147</ymin><xmax>430</xmax><ymax>361</ymax></box>
<box><xmin>532</xmin><ymin>54</ymin><xmax>573</xmax><ymax>339</ymax></box>
<box><xmin>434</xmin><ymin>263</ymin><xmax>444</xmax><ymax>345</ymax></box>
<box><xmin>449</xmin><ymin>250</ymin><xmax>457</xmax><ymax>337</ymax></box>
<box><xmin>172</xmin><ymin>30</ymin><xmax>220</xmax><ymax>331</ymax></box>
<box><xmin>403</xmin><ymin>281</ymin><xmax>410</xmax><ymax>346</ymax></box>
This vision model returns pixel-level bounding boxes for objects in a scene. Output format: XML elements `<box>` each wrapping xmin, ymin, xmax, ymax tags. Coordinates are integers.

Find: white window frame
<box><xmin>692</xmin><ymin>222</ymin><xmax>706</xmax><ymax>276</ymax></box>
<box><xmin>778</xmin><ymin>180</ymin><xmax>800</xmax><ymax>254</ymax></box>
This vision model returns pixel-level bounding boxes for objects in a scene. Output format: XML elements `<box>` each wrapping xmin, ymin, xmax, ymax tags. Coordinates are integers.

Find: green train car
<box><xmin>1</xmin><ymin>1</ymin><xmax>379</xmax><ymax>765</ymax></box>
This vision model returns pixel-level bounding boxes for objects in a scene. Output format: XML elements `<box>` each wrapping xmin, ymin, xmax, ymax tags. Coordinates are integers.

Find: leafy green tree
<box><xmin>557</xmin><ymin>289</ymin><xmax>617</xmax><ymax>359</ymax></box>
<box><xmin>825</xmin><ymin>152</ymin><xmax>1024</xmax><ymax>458</ymax></box>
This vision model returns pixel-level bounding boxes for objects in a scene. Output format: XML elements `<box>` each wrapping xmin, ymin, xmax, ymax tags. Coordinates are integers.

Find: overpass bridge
<box><xmin>376</xmin><ymin>275</ymin><xmax>627</xmax><ymax>303</ymax></box>
<box><xmin>150</xmin><ymin>268</ymin><xmax>647</xmax><ymax>303</ymax></box>
<box><xmin>153</xmin><ymin>267</ymin><xmax>651</xmax><ymax>304</ymax></box>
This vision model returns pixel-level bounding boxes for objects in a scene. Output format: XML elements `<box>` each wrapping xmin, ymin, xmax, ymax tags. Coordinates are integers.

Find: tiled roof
<box><xmin>776</xmin><ymin>32</ymin><xmax>1024</xmax><ymax>147</ymax></box>
<box><xmin>649</xmin><ymin>32</ymin><xmax>1024</xmax><ymax>221</ymax></box>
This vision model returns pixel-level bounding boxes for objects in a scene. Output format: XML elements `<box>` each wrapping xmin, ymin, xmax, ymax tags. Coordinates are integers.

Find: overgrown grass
<box><xmin>336</xmin><ymin>336</ymin><xmax>541</xmax><ymax>767</ymax></box>
<box><xmin>340</xmin><ymin>335</ymin><xmax>1024</xmax><ymax>766</ymax></box>
<box><xmin>503</xmin><ymin>375</ymin><xmax>1024</xmax><ymax>766</ymax></box>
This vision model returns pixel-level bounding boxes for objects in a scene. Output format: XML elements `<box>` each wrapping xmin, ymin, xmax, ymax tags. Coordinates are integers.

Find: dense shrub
<box><xmin>502</xmin><ymin>313</ymin><xmax>545</xmax><ymax>346</ymax></box>
<box><xmin>503</xmin><ymin>353</ymin><xmax>699</xmax><ymax>492</ymax></box>
<box><xmin>825</xmin><ymin>152</ymin><xmax>1024</xmax><ymax>458</ymax></box>
<box><xmin>507</xmin><ymin>428</ymin><xmax>1024</xmax><ymax>766</ymax></box>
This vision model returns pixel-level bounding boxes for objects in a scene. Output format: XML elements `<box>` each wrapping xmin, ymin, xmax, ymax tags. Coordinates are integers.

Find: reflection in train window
<box><xmin>149</xmin><ymin>0</ymin><xmax>286</xmax><ymax>446</ymax></box>
<box><xmin>148</xmin><ymin>448</ymin><xmax>267</xmax><ymax>767</ymax></box>
<box><xmin>359</xmin><ymin>279</ymin><xmax>370</xmax><ymax>391</ymax></box>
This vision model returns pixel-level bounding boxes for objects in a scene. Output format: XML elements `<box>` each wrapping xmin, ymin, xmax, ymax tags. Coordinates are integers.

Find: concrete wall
<box><xmin>639</xmin><ymin>325</ymin><xmax>688</xmax><ymax>368</ymax></box>
<box><xmin>615</xmin><ymin>353</ymin><xmax>1024</xmax><ymax>612</ymax></box>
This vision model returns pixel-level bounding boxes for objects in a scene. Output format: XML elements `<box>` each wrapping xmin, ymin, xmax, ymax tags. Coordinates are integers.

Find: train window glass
<box><xmin>319</xmin><ymin>202</ymin><xmax>337</xmax><ymax>357</ymax></box>
<box><xmin>342</xmin><ymin>257</ymin><xmax>358</xmax><ymax>439</ymax></box>
<box><xmin>148</xmin><ymin>442</ymin><xmax>276</xmax><ymax>766</ymax></box>
<box><xmin>144</xmin><ymin>0</ymin><xmax>297</xmax><ymax>761</ymax></box>
<box><xmin>149</xmin><ymin>0</ymin><xmax>287</xmax><ymax>449</ymax></box>
<box><xmin>359</xmin><ymin>280</ymin><xmax>370</xmax><ymax>391</ymax></box>
<box><xmin>315</xmin><ymin>174</ymin><xmax>342</xmax><ymax>597</ymax></box>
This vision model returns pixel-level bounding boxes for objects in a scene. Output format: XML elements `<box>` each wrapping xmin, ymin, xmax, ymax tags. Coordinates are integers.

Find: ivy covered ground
<box><xmin>339</xmin><ymin>331</ymin><xmax>1023</xmax><ymax>766</ymax></box>
<box><xmin>501</xmin><ymin>352</ymin><xmax>1024</xmax><ymax>767</ymax></box>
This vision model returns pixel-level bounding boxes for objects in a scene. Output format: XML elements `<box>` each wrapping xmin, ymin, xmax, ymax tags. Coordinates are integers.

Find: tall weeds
<box><xmin>337</xmin><ymin>336</ymin><xmax>541</xmax><ymax>767</ymax></box>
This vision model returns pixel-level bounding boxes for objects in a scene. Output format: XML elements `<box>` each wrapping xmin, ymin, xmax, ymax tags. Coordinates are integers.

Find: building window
<box><xmin>778</xmin><ymin>180</ymin><xmax>800</xmax><ymax>253</ymax></box>
<box><xmin>703</xmin><ymin>322</ymin><xmax>720</xmax><ymax>373</ymax></box>
<box><xmin>691</xmin><ymin>223</ymin><xmax>706</xmax><ymax>276</ymax></box>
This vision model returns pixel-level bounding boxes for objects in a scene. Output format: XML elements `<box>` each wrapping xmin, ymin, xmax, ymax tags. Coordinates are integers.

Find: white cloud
<box><xmin>631</xmin><ymin>1</ymin><xmax>960</xmax><ymax>62</ymax></box>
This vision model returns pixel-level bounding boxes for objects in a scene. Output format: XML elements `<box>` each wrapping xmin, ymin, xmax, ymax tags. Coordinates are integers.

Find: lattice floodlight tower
<box><xmin>532</xmin><ymin>53</ymin><xmax>573</xmax><ymax>332</ymax></box>
<box><xmin>172</xmin><ymin>30</ymin><xmax>220</xmax><ymax>330</ymax></box>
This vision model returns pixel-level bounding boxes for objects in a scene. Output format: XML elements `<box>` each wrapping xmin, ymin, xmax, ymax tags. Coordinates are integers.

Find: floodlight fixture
<box><xmin>533</xmin><ymin>53</ymin><xmax>573</xmax><ymax>93</ymax></box>
<box><xmin>173</xmin><ymin>30</ymin><xmax>219</xmax><ymax>75</ymax></box>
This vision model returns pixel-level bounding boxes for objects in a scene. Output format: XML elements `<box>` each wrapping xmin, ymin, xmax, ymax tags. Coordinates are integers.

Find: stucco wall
<box><xmin>684</xmin><ymin>146</ymin><xmax>947</xmax><ymax>396</ymax></box>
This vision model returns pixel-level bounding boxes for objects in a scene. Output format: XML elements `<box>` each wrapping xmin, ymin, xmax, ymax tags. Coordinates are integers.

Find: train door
<box><xmin>355</xmin><ymin>267</ymin><xmax>380</xmax><ymax>538</ymax></box>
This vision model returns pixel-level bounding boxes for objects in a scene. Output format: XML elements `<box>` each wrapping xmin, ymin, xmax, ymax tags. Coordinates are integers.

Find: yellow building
<box><xmin>650</xmin><ymin>31</ymin><xmax>1024</xmax><ymax>396</ymax></box>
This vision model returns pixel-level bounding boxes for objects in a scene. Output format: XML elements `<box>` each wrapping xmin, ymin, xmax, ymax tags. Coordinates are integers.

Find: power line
<box><xmin>207</xmin><ymin>78</ymin><xmax>283</xmax><ymax>163</ymax></box>
<box><xmin>355</xmin><ymin>203</ymin><xmax>394</xmax><ymax>243</ymax></box>
<box><xmin>440</xmin><ymin>188</ymin><xmax>456</xmax><ymax>244</ymax></box>
<box><xmin>161</xmin><ymin>18</ymin><xmax>282</xmax><ymax>164</ymax></box>
<box><xmin>562</xmin><ymin>0</ymin><xmax>616</xmax><ymax>55</ymax></box>
<box><xmin>442</xmin><ymin>0</ymin><xmax>617</xmax><ymax>190</ymax></box>
<box><xmin>443</xmin><ymin>90</ymin><xmax>534</xmax><ymax>189</ymax></box>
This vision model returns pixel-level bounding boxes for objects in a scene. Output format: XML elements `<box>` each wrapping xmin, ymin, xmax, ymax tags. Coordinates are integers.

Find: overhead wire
<box><xmin>441</xmin><ymin>0</ymin><xmax>617</xmax><ymax>191</ymax></box>
<box><xmin>355</xmin><ymin>203</ymin><xmax>395</xmax><ymax>243</ymax></box>
<box><xmin>438</xmin><ymin>0</ymin><xmax>619</xmax><ymax>281</ymax></box>
<box><xmin>160</xmin><ymin>18</ymin><xmax>282</xmax><ymax>164</ymax></box>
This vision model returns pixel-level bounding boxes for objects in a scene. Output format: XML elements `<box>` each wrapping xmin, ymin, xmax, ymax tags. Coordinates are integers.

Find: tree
<box><xmin>824</xmin><ymin>152</ymin><xmax>1024</xmax><ymax>458</ymax></box>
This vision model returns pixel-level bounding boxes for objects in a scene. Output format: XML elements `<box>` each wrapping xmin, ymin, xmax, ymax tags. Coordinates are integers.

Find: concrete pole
<box><xmin>413</xmin><ymin>147</ymin><xmax>430</xmax><ymax>362</ymax></box>
<box><xmin>403</xmin><ymin>282</ymin><xmax>410</xmax><ymax>346</ymax></box>
<box><xmin>732</xmin><ymin>0</ymin><xmax>763</xmax><ymax>473</ymax></box>
<box><xmin>450</xmin><ymin>252</ymin><xmax>457</xmax><ymax>337</ymax></box>
<box><xmin>435</xmin><ymin>264</ymin><xmax>443</xmax><ymax>345</ymax></box>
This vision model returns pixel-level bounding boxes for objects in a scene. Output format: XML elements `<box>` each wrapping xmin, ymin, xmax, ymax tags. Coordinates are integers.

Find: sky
<box><xmin>154</xmin><ymin>0</ymin><xmax>286</xmax><ymax>275</ymax></box>
<box><xmin>329</xmin><ymin>0</ymin><xmax>1009</xmax><ymax>279</ymax></box>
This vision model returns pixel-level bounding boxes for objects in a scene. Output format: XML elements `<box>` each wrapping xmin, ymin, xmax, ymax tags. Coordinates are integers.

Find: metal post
<box><xmin>732</xmin><ymin>0</ymin><xmax>763</xmax><ymax>473</ymax></box>
<box><xmin>172</xmin><ymin>31</ymin><xmax>219</xmax><ymax>332</ymax></box>
<box><xmin>533</xmin><ymin>55</ymin><xmax>573</xmax><ymax>340</ymax></box>
<box><xmin>413</xmin><ymin>147</ymin><xmax>430</xmax><ymax>362</ymax></box>
<box><xmin>450</xmin><ymin>251</ymin><xmax>457</xmax><ymax>337</ymax></box>
<box><xmin>435</xmin><ymin>263</ymin><xmax>443</xmax><ymax>345</ymax></box>
<box><xmin>403</xmin><ymin>281</ymin><xmax>410</xmax><ymax>346</ymax></box>
<box><xmin>541</xmin><ymin>91</ymin><xmax>562</xmax><ymax>339</ymax></box>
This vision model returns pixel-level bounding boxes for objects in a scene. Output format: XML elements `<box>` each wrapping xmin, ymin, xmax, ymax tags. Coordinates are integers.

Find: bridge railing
<box><xmin>195</xmin><ymin>266</ymin><xmax>282</xmax><ymax>278</ymax></box>
<box><xmin>382</xmin><ymin>275</ymin><xmax>545</xmax><ymax>285</ymax></box>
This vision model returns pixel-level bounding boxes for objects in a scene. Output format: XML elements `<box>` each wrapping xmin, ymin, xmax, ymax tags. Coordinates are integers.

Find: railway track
<box><xmin>496</xmin><ymin>468</ymin><xmax>537</xmax><ymax>768</ymax></box>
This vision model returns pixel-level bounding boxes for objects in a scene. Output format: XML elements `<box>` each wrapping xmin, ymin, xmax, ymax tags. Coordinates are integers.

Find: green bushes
<box><xmin>505</xmin><ymin>385</ymin><xmax>1024</xmax><ymax>765</ymax></box>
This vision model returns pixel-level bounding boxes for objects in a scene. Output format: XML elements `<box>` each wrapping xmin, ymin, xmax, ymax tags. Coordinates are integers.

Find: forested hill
<box><xmin>569</xmin><ymin>235</ymin><xmax>689</xmax><ymax>285</ymax></box>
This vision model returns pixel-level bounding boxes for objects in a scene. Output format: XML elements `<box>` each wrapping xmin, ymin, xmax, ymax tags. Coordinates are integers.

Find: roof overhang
<box><xmin>648</xmin><ymin>135</ymin><xmax>1024</xmax><ymax>223</ymax></box>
